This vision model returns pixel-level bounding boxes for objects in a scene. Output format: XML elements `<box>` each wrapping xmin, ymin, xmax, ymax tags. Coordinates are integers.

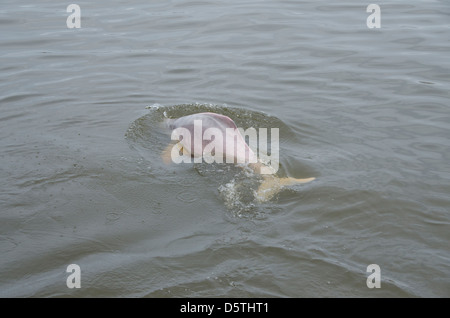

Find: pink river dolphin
<box><xmin>161</xmin><ymin>112</ymin><xmax>315</xmax><ymax>202</ymax></box>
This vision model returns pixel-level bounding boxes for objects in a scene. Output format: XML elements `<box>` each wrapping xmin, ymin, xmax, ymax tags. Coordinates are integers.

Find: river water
<box><xmin>1</xmin><ymin>0</ymin><xmax>449</xmax><ymax>297</ymax></box>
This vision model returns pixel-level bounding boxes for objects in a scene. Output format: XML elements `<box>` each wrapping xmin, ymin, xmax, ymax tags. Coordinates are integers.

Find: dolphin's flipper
<box><xmin>161</xmin><ymin>141</ymin><xmax>176</xmax><ymax>164</ymax></box>
<box><xmin>255</xmin><ymin>176</ymin><xmax>315</xmax><ymax>202</ymax></box>
<box><xmin>161</xmin><ymin>142</ymin><xmax>192</xmax><ymax>164</ymax></box>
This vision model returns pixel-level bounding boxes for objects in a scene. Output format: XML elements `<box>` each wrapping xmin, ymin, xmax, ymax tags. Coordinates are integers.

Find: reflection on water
<box><xmin>1</xmin><ymin>0</ymin><xmax>449</xmax><ymax>297</ymax></box>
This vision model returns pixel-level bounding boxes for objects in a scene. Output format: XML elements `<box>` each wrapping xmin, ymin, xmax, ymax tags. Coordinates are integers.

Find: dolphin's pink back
<box><xmin>167</xmin><ymin>112</ymin><xmax>257</xmax><ymax>163</ymax></box>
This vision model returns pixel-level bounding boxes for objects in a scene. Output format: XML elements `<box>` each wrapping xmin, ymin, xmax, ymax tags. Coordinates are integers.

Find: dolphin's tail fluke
<box><xmin>255</xmin><ymin>175</ymin><xmax>315</xmax><ymax>202</ymax></box>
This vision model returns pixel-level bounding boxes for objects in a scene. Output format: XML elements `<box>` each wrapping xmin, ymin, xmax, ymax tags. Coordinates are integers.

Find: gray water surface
<box><xmin>1</xmin><ymin>0</ymin><xmax>449</xmax><ymax>297</ymax></box>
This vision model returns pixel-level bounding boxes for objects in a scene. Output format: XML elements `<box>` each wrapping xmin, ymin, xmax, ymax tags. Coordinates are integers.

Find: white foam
<box><xmin>145</xmin><ymin>103</ymin><xmax>163</xmax><ymax>110</ymax></box>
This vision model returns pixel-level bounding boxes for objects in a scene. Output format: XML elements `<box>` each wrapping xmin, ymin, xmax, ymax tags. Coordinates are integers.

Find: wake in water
<box><xmin>126</xmin><ymin>103</ymin><xmax>315</xmax><ymax>213</ymax></box>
